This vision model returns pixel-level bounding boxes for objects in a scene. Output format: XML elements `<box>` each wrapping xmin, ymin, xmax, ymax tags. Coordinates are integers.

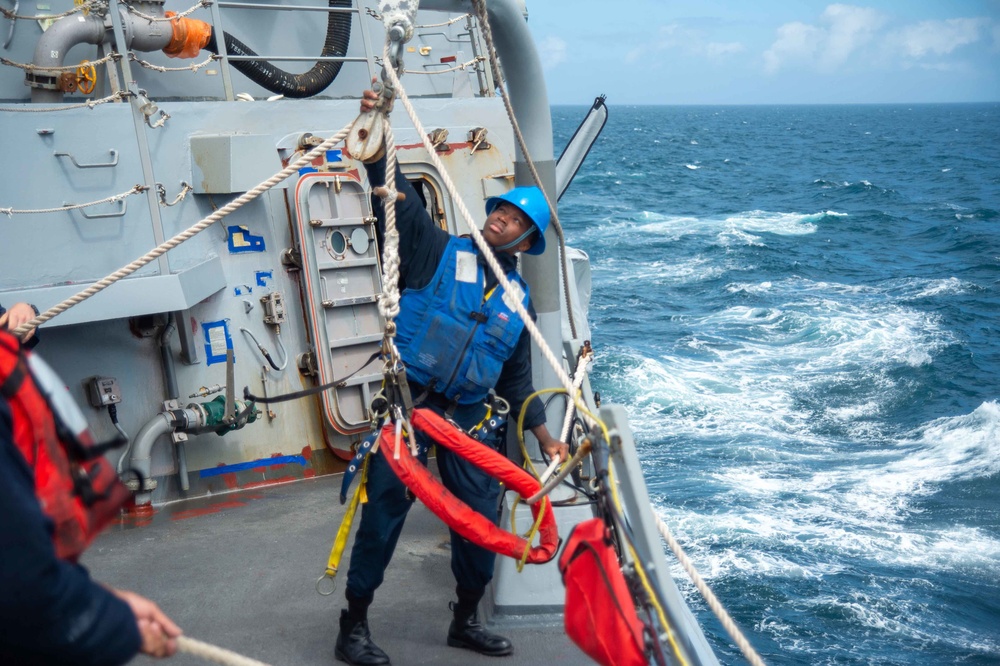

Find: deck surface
<box><xmin>84</xmin><ymin>470</ymin><xmax>591</xmax><ymax>666</ymax></box>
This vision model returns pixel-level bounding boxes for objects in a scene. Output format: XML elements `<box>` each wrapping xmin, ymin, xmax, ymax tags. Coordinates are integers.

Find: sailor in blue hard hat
<box><xmin>482</xmin><ymin>186</ymin><xmax>549</xmax><ymax>255</ymax></box>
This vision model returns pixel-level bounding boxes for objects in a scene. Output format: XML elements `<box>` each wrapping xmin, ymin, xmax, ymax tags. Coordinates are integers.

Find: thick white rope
<box><xmin>471</xmin><ymin>4</ymin><xmax>766</xmax><ymax>663</ymax></box>
<box><xmin>0</xmin><ymin>90</ymin><xmax>130</xmax><ymax>113</ymax></box>
<box><xmin>11</xmin><ymin>121</ymin><xmax>353</xmax><ymax>339</ymax></box>
<box><xmin>382</xmin><ymin>63</ymin><xmax>577</xmax><ymax>400</ymax></box>
<box><xmin>655</xmin><ymin>514</ymin><xmax>768</xmax><ymax>666</ymax></box>
<box><xmin>377</xmin><ymin>114</ymin><xmax>401</xmax><ymax>324</ymax></box>
<box><xmin>559</xmin><ymin>351</ymin><xmax>592</xmax><ymax>443</ymax></box>
<box><xmin>177</xmin><ymin>636</ymin><xmax>272</xmax><ymax>666</ymax></box>
<box><xmin>0</xmin><ymin>184</ymin><xmax>145</xmax><ymax>216</ymax></box>
<box><xmin>469</xmin><ymin>0</ymin><xmax>578</xmax><ymax>340</ymax></box>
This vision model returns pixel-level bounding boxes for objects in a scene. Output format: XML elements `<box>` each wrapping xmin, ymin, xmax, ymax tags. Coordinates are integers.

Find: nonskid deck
<box><xmin>84</xmin><ymin>469</ymin><xmax>589</xmax><ymax>666</ymax></box>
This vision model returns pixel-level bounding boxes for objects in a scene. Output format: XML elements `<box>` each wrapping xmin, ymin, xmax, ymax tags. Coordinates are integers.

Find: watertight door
<box><xmin>294</xmin><ymin>172</ymin><xmax>384</xmax><ymax>433</ymax></box>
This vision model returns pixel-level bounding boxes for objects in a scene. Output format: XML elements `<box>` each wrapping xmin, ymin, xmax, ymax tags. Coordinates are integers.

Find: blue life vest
<box><xmin>395</xmin><ymin>237</ymin><xmax>529</xmax><ymax>404</ymax></box>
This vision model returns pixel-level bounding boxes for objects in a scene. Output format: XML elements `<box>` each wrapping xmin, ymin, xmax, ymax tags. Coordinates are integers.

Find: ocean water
<box><xmin>552</xmin><ymin>103</ymin><xmax>1000</xmax><ymax>665</ymax></box>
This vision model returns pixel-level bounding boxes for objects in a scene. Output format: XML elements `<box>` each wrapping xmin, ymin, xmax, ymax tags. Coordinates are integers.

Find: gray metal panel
<box><xmin>0</xmin><ymin>256</ymin><xmax>226</xmax><ymax>326</ymax></box>
<box><xmin>0</xmin><ymin>106</ymin><xmax>162</xmax><ymax>290</ymax></box>
<box><xmin>190</xmin><ymin>134</ymin><xmax>286</xmax><ymax>193</ymax></box>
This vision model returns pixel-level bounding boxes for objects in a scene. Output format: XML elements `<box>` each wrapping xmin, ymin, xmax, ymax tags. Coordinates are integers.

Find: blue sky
<box><xmin>525</xmin><ymin>1</ymin><xmax>1000</xmax><ymax>104</ymax></box>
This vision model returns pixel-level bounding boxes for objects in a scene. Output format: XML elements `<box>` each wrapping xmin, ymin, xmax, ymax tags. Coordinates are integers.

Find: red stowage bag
<box><xmin>559</xmin><ymin>517</ymin><xmax>648</xmax><ymax>666</ymax></box>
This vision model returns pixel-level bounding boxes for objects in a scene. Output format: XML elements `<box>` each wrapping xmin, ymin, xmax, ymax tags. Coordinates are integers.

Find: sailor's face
<box><xmin>483</xmin><ymin>202</ymin><xmax>534</xmax><ymax>253</ymax></box>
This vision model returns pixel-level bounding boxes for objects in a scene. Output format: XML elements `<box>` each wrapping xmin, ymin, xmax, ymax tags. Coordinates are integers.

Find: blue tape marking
<box><xmin>199</xmin><ymin>454</ymin><xmax>308</xmax><ymax>478</ymax></box>
<box><xmin>326</xmin><ymin>149</ymin><xmax>342</xmax><ymax>163</ymax></box>
<box><xmin>233</xmin><ymin>284</ymin><xmax>252</xmax><ymax>296</ymax></box>
<box><xmin>298</xmin><ymin>166</ymin><xmax>317</xmax><ymax>176</ymax></box>
<box><xmin>255</xmin><ymin>270</ymin><xmax>273</xmax><ymax>287</ymax></box>
<box><xmin>202</xmin><ymin>320</ymin><xmax>233</xmax><ymax>366</ymax></box>
<box><xmin>227</xmin><ymin>225</ymin><xmax>266</xmax><ymax>254</ymax></box>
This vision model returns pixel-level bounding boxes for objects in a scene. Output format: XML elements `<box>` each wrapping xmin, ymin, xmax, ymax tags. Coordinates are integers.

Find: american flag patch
<box><xmin>498</xmin><ymin>313</ymin><xmax>509</xmax><ymax>322</ymax></box>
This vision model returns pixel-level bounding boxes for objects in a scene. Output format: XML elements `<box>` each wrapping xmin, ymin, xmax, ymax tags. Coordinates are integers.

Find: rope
<box><xmin>0</xmin><ymin>90</ymin><xmax>131</xmax><ymax>113</ymax></box>
<box><xmin>126</xmin><ymin>0</ymin><xmax>210</xmax><ymax>22</ymax></box>
<box><xmin>377</xmin><ymin>114</ymin><xmax>401</xmax><ymax>325</ymax></box>
<box><xmin>654</xmin><ymin>514</ymin><xmax>768</xmax><ymax>666</ymax></box>
<box><xmin>130</xmin><ymin>53</ymin><xmax>220</xmax><ymax>73</ymax></box>
<box><xmin>470</xmin><ymin>0</ymin><xmax>578</xmax><ymax>340</ymax></box>
<box><xmin>382</xmin><ymin>63</ymin><xmax>578</xmax><ymax>401</ymax></box>
<box><xmin>365</xmin><ymin>8</ymin><xmax>470</xmax><ymax>29</ymax></box>
<box><xmin>1</xmin><ymin>0</ymin><xmax>99</xmax><ymax>20</ymax></box>
<box><xmin>0</xmin><ymin>184</ymin><xmax>146</xmax><ymax>216</ymax></box>
<box><xmin>404</xmin><ymin>55</ymin><xmax>483</xmax><ymax>75</ymax></box>
<box><xmin>1</xmin><ymin>52</ymin><xmax>118</xmax><ymax>72</ymax></box>
<box><xmin>10</xmin><ymin>122</ymin><xmax>353</xmax><ymax>339</ymax></box>
<box><xmin>177</xmin><ymin>636</ymin><xmax>272</xmax><ymax>666</ymax></box>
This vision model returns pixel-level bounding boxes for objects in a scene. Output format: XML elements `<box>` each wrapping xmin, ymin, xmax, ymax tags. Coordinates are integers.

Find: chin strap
<box><xmin>493</xmin><ymin>225</ymin><xmax>536</xmax><ymax>253</ymax></box>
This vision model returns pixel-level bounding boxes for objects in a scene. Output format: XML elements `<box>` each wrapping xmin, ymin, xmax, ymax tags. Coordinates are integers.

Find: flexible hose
<box><xmin>206</xmin><ymin>0</ymin><xmax>351</xmax><ymax>98</ymax></box>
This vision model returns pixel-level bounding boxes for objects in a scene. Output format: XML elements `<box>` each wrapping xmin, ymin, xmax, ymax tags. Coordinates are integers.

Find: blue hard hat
<box><xmin>485</xmin><ymin>186</ymin><xmax>549</xmax><ymax>255</ymax></box>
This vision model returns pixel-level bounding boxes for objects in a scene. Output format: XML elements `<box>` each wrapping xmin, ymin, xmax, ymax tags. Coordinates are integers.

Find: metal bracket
<box><xmin>64</xmin><ymin>199</ymin><xmax>127</xmax><ymax>219</ymax></box>
<box><xmin>54</xmin><ymin>149</ymin><xmax>119</xmax><ymax>169</ymax></box>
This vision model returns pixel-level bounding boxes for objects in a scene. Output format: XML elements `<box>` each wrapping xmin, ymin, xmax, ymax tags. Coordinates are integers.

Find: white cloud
<box><xmin>819</xmin><ymin>4</ymin><xmax>886</xmax><ymax>67</ymax></box>
<box><xmin>763</xmin><ymin>22</ymin><xmax>822</xmax><ymax>73</ymax></box>
<box><xmin>705</xmin><ymin>42</ymin><xmax>746</xmax><ymax>59</ymax></box>
<box><xmin>763</xmin><ymin>5</ymin><xmax>991</xmax><ymax>74</ymax></box>
<box><xmin>537</xmin><ymin>36</ymin><xmax>567</xmax><ymax>70</ymax></box>
<box><xmin>890</xmin><ymin>18</ymin><xmax>989</xmax><ymax>58</ymax></box>
<box><xmin>623</xmin><ymin>22</ymin><xmax>746</xmax><ymax>64</ymax></box>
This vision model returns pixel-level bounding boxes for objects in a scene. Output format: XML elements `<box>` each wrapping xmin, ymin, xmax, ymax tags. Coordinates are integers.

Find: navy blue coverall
<box><xmin>0</xmin><ymin>397</ymin><xmax>141</xmax><ymax>666</ymax></box>
<box><xmin>344</xmin><ymin>157</ymin><xmax>547</xmax><ymax>604</ymax></box>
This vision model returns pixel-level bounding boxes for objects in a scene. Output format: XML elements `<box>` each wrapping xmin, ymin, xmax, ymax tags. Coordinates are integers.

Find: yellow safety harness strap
<box><xmin>316</xmin><ymin>458</ymin><xmax>369</xmax><ymax>595</ymax></box>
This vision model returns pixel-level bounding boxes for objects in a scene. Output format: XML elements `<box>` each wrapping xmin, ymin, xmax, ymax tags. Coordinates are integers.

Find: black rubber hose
<box><xmin>206</xmin><ymin>0</ymin><xmax>352</xmax><ymax>98</ymax></box>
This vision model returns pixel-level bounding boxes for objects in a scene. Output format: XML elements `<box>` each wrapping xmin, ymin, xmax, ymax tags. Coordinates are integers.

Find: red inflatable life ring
<box><xmin>378</xmin><ymin>407</ymin><xmax>559</xmax><ymax>564</ymax></box>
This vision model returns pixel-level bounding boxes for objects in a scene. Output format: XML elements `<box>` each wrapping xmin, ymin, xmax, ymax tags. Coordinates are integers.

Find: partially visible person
<box><xmin>0</xmin><ymin>329</ymin><xmax>182</xmax><ymax>664</ymax></box>
<box><xmin>0</xmin><ymin>301</ymin><xmax>40</xmax><ymax>346</ymax></box>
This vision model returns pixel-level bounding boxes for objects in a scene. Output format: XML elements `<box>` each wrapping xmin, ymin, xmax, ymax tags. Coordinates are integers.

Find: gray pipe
<box><xmin>30</xmin><ymin>4</ymin><xmax>173</xmax><ymax>103</ymax></box>
<box><xmin>159</xmin><ymin>315</ymin><xmax>190</xmax><ymax>491</ymax></box>
<box><xmin>128</xmin><ymin>411</ymin><xmax>174</xmax><ymax>507</ymax></box>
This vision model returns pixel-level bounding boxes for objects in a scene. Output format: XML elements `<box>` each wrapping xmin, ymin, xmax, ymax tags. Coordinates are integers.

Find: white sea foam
<box><xmin>685</xmin><ymin>164</ymin><xmax>700</xmax><ymax>170</ymax></box>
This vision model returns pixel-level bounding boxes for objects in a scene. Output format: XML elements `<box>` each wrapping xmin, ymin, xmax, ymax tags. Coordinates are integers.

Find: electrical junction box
<box><xmin>86</xmin><ymin>376</ymin><xmax>122</xmax><ymax>407</ymax></box>
<box><xmin>261</xmin><ymin>292</ymin><xmax>286</xmax><ymax>325</ymax></box>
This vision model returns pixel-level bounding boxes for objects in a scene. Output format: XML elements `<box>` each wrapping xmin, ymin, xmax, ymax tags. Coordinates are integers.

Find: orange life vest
<box><xmin>0</xmin><ymin>330</ymin><xmax>130</xmax><ymax>562</ymax></box>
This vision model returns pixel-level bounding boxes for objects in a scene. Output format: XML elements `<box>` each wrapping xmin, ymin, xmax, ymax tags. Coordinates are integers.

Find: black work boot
<box><xmin>447</xmin><ymin>601</ymin><xmax>513</xmax><ymax>656</ymax></box>
<box><xmin>335</xmin><ymin>609</ymin><xmax>390</xmax><ymax>665</ymax></box>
